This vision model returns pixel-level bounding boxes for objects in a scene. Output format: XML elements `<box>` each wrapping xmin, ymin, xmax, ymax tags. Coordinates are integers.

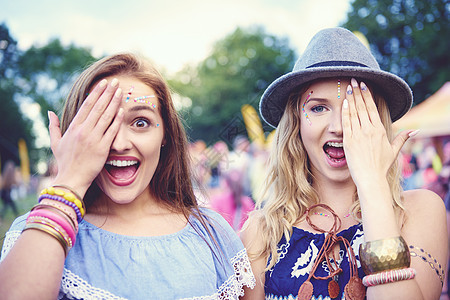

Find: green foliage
<box><xmin>0</xmin><ymin>23</ymin><xmax>34</xmax><ymax>166</ymax></box>
<box><xmin>169</xmin><ymin>26</ymin><xmax>296</xmax><ymax>145</ymax></box>
<box><xmin>342</xmin><ymin>0</ymin><xmax>450</xmax><ymax>104</ymax></box>
<box><xmin>17</xmin><ymin>39</ymin><xmax>97</xmax><ymax>120</ymax></box>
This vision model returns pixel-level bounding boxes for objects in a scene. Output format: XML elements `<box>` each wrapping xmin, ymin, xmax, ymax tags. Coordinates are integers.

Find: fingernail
<box><xmin>343</xmin><ymin>99</ymin><xmax>348</xmax><ymax>109</ymax></box>
<box><xmin>346</xmin><ymin>85</ymin><xmax>353</xmax><ymax>95</ymax></box>
<box><xmin>408</xmin><ymin>129</ymin><xmax>420</xmax><ymax>137</ymax></box>
<box><xmin>118</xmin><ymin>107</ymin><xmax>124</xmax><ymax>117</ymax></box>
<box><xmin>351</xmin><ymin>78</ymin><xmax>358</xmax><ymax>88</ymax></box>
<box><xmin>47</xmin><ymin>111</ymin><xmax>51</xmax><ymax>125</ymax></box>
<box><xmin>360</xmin><ymin>81</ymin><xmax>367</xmax><ymax>91</ymax></box>
<box><xmin>115</xmin><ymin>87</ymin><xmax>122</xmax><ymax>98</ymax></box>
<box><xmin>111</xmin><ymin>78</ymin><xmax>119</xmax><ymax>87</ymax></box>
<box><xmin>99</xmin><ymin>79</ymin><xmax>107</xmax><ymax>88</ymax></box>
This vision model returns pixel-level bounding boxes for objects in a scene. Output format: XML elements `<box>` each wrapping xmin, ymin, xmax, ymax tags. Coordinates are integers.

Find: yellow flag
<box><xmin>18</xmin><ymin>138</ymin><xmax>30</xmax><ymax>184</ymax></box>
<box><xmin>241</xmin><ymin>104</ymin><xmax>266</xmax><ymax>148</ymax></box>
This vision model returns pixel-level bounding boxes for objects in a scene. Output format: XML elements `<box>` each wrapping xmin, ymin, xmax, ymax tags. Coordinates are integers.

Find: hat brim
<box><xmin>260</xmin><ymin>66</ymin><xmax>413</xmax><ymax>128</ymax></box>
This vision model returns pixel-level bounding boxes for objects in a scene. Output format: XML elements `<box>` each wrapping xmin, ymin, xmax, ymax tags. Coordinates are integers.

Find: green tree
<box><xmin>17</xmin><ymin>39</ymin><xmax>97</xmax><ymax>121</ymax></box>
<box><xmin>169</xmin><ymin>26</ymin><xmax>296</xmax><ymax>145</ymax></box>
<box><xmin>0</xmin><ymin>23</ymin><xmax>34</xmax><ymax>167</ymax></box>
<box><xmin>342</xmin><ymin>0</ymin><xmax>450</xmax><ymax>104</ymax></box>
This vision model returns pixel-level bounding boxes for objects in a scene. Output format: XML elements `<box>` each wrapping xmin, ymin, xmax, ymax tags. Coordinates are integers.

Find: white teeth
<box><xmin>327</xmin><ymin>142</ymin><xmax>343</xmax><ymax>147</ymax></box>
<box><xmin>106</xmin><ymin>160</ymin><xmax>138</xmax><ymax>167</ymax></box>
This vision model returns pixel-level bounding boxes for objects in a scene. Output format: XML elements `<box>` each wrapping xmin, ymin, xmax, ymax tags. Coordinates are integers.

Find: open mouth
<box><xmin>323</xmin><ymin>141</ymin><xmax>345</xmax><ymax>162</ymax></box>
<box><xmin>105</xmin><ymin>159</ymin><xmax>140</xmax><ymax>181</ymax></box>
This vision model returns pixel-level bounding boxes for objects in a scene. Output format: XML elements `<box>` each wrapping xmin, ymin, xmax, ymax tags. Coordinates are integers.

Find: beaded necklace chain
<box><xmin>312</xmin><ymin>211</ymin><xmax>358</xmax><ymax>218</ymax></box>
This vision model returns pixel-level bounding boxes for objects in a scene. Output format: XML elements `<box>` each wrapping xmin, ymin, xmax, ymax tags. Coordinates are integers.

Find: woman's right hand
<box><xmin>48</xmin><ymin>78</ymin><xmax>124</xmax><ymax>198</ymax></box>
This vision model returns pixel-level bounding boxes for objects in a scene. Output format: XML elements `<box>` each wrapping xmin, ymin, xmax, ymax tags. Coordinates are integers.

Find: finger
<box><xmin>102</xmin><ymin>108</ymin><xmax>125</xmax><ymax>145</ymax></box>
<box><xmin>392</xmin><ymin>130</ymin><xmax>418</xmax><ymax>158</ymax></box>
<box><xmin>360</xmin><ymin>81</ymin><xmax>383</xmax><ymax>127</ymax></box>
<box><xmin>93</xmin><ymin>87</ymin><xmax>123</xmax><ymax>134</ymax></box>
<box><xmin>72</xmin><ymin>79</ymin><xmax>108</xmax><ymax>125</ymax></box>
<box><xmin>84</xmin><ymin>78</ymin><xmax>120</xmax><ymax>129</ymax></box>
<box><xmin>350</xmin><ymin>78</ymin><xmax>370</xmax><ymax>126</ymax></box>
<box><xmin>346</xmin><ymin>84</ymin><xmax>360</xmax><ymax>130</ymax></box>
<box><xmin>48</xmin><ymin>111</ymin><xmax>62</xmax><ymax>152</ymax></box>
<box><xmin>342</xmin><ymin>98</ymin><xmax>352</xmax><ymax>139</ymax></box>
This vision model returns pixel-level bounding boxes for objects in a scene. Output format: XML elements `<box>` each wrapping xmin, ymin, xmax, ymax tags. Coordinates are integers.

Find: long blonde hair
<box><xmin>248</xmin><ymin>79</ymin><xmax>405</xmax><ymax>272</ymax></box>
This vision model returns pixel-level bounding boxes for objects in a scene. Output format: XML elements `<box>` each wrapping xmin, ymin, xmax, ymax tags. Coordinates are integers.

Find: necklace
<box><xmin>313</xmin><ymin>210</ymin><xmax>361</xmax><ymax>218</ymax></box>
<box><xmin>313</xmin><ymin>211</ymin><xmax>352</xmax><ymax>218</ymax></box>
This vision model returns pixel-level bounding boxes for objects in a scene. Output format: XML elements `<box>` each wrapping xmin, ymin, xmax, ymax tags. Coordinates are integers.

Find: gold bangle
<box><xmin>23</xmin><ymin>222</ymin><xmax>68</xmax><ymax>256</ymax></box>
<box><xmin>359</xmin><ymin>236</ymin><xmax>410</xmax><ymax>275</ymax></box>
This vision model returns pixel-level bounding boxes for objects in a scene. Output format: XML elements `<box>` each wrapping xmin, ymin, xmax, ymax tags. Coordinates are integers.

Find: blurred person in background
<box><xmin>210</xmin><ymin>169</ymin><xmax>255</xmax><ymax>231</ymax></box>
<box><xmin>0</xmin><ymin>160</ymin><xmax>19</xmax><ymax>218</ymax></box>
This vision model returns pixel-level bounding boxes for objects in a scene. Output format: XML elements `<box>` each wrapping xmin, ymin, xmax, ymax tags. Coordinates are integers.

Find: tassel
<box><xmin>298</xmin><ymin>281</ymin><xmax>314</xmax><ymax>300</ymax></box>
<box><xmin>328</xmin><ymin>279</ymin><xmax>340</xmax><ymax>299</ymax></box>
<box><xmin>344</xmin><ymin>276</ymin><xmax>366</xmax><ymax>300</ymax></box>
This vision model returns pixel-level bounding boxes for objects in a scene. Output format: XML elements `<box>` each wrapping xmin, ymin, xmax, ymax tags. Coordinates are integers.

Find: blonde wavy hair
<box><xmin>247</xmin><ymin>78</ymin><xmax>405</xmax><ymax>272</ymax></box>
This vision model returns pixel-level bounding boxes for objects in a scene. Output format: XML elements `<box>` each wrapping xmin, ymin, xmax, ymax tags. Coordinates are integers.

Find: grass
<box><xmin>0</xmin><ymin>193</ymin><xmax>37</xmax><ymax>252</ymax></box>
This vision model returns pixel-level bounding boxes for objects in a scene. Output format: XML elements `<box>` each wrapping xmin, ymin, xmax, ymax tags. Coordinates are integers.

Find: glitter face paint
<box><xmin>125</xmin><ymin>86</ymin><xmax>134</xmax><ymax>103</ymax></box>
<box><xmin>302</xmin><ymin>91</ymin><xmax>314</xmax><ymax>125</ymax></box>
<box><xmin>124</xmin><ymin>86</ymin><xmax>159</xmax><ymax>126</ymax></box>
<box><xmin>337</xmin><ymin>79</ymin><xmax>341</xmax><ymax>99</ymax></box>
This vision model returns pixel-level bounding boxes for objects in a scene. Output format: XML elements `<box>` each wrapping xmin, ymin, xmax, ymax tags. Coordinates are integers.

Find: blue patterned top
<box><xmin>1</xmin><ymin>208</ymin><xmax>255</xmax><ymax>300</ymax></box>
<box><xmin>265</xmin><ymin>224</ymin><xmax>366</xmax><ymax>300</ymax></box>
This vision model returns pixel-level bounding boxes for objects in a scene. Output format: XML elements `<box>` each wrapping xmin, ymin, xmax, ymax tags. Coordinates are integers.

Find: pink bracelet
<box><xmin>37</xmin><ymin>201</ymin><xmax>78</xmax><ymax>231</ymax></box>
<box><xmin>362</xmin><ymin>267</ymin><xmax>416</xmax><ymax>287</ymax></box>
<box><xmin>28</xmin><ymin>209</ymin><xmax>76</xmax><ymax>247</ymax></box>
<box><xmin>26</xmin><ymin>216</ymin><xmax>73</xmax><ymax>249</ymax></box>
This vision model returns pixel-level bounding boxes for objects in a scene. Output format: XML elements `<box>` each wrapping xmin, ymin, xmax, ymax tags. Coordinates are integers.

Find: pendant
<box><xmin>328</xmin><ymin>279</ymin><xmax>340</xmax><ymax>299</ymax></box>
<box><xmin>344</xmin><ymin>276</ymin><xmax>366</xmax><ymax>300</ymax></box>
<box><xmin>298</xmin><ymin>281</ymin><xmax>314</xmax><ymax>300</ymax></box>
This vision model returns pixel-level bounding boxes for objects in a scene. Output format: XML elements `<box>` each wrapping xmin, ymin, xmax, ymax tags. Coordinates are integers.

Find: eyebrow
<box><xmin>128</xmin><ymin>105</ymin><xmax>158</xmax><ymax>114</ymax></box>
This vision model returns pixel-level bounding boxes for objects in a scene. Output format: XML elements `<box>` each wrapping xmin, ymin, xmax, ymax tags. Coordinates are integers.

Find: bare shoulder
<box><xmin>401</xmin><ymin>188</ymin><xmax>445</xmax><ymax>219</ymax></box>
<box><xmin>240</xmin><ymin>210</ymin><xmax>265</xmax><ymax>251</ymax></box>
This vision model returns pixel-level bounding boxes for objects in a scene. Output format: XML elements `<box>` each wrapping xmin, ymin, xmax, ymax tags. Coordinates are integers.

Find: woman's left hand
<box><xmin>341</xmin><ymin>78</ymin><xmax>415</xmax><ymax>188</ymax></box>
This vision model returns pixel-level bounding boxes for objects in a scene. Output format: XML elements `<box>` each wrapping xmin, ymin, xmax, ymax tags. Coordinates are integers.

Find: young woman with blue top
<box><xmin>240</xmin><ymin>28</ymin><xmax>447</xmax><ymax>299</ymax></box>
<box><xmin>0</xmin><ymin>53</ymin><xmax>255</xmax><ymax>299</ymax></box>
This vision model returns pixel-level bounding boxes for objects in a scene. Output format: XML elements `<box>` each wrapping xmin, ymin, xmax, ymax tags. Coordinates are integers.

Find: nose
<box><xmin>110</xmin><ymin>124</ymin><xmax>132</xmax><ymax>153</ymax></box>
<box><xmin>328</xmin><ymin>109</ymin><xmax>343</xmax><ymax>135</ymax></box>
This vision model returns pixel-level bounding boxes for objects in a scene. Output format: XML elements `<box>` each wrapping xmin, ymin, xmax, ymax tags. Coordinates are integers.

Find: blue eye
<box><xmin>311</xmin><ymin>105</ymin><xmax>326</xmax><ymax>113</ymax></box>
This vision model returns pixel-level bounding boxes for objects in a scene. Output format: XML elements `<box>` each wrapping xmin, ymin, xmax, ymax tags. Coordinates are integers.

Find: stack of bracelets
<box><xmin>22</xmin><ymin>185</ymin><xmax>85</xmax><ymax>257</ymax></box>
<box><xmin>359</xmin><ymin>236</ymin><xmax>416</xmax><ymax>287</ymax></box>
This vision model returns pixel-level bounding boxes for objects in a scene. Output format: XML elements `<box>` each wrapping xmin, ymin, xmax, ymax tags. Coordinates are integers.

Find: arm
<box><xmin>240</xmin><ymin>215</ymin><xmax>267</xmax><ymax>300</ymax></box>
<box><xmin>343</xmin><ymin>79</ymin><xmax>447</xmax><ymax>299</ymax></box>
<box><xmin>0</xmin><ymin>78</ymin><xmax>123</xmax><ymax>299</ymax></box>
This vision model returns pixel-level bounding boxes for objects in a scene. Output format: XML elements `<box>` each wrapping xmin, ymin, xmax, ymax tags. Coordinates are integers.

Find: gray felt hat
<box><xmin>259</xmin><ymin>27</ymin><xmax>413</xmax><ymax>128</ymax></box>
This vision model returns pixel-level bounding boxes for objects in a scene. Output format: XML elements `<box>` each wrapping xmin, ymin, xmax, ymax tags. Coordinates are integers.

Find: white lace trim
<box><xmin>58</xmin><ymin>268</ymin><xmax>126</xmax><ymax>300</ymax></box>
<box><xmin>0</xmin><ymin>230</ymin><xmax>21</xmax><ymax>262</ymax></box>
<box><xmin>180</xmin><ymin>248</ymin><xmax>256</xmax><ymax>300</ymax></box>
<box><xmin>1</xmin><ymin>230</ymin><xmax>255</xmax><ymax>300</ymax></box>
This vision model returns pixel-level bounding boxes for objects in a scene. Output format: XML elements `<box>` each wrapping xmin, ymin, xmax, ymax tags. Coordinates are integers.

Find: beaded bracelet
<box><xmin>27</xmin><ymin>209</ymin><xmax>76</xmax><ymax>249</ymax></box>
<box><xmin>362</xmin><ymin>267</ymin><xmax>416</xmax><ymax>287</ymax></box>
<box><xmin>39</xmin><ymin>194</ymin><xmax>83</xmax><ymax>223</ymax></box>
<box><xmin>40</xmin><ymin>187</ymin><xmax>85</xmax><ymax>217</ymax></box>
<box><xmin>52</xmin><ymin>184</ymin><xmax>83</xmax><ymax>204</ymax></box>
<box><xmin>36</xmin><ymin>201</ymin><xmax>78</xmax><ymax>231</ymax></box>
<box><xmin>23</xmin><ymin>221</ymin><xmax>69</xmax><ymax>256</ymax></box>
<box><xmin>359</xmin><ymin>236</ymin><xmax>410</xmax><ymax>275</ymax></box>
<box><xmin>409</xmin><ymin>245</ymin><xmax>445</xmax><ymax>286</ymax></box>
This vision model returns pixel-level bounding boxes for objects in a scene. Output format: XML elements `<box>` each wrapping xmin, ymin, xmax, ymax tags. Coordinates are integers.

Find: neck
<box><xmin>312</xmin><ymin>177</ymin><xmax>357</xmax><ymax>215</ymax></box>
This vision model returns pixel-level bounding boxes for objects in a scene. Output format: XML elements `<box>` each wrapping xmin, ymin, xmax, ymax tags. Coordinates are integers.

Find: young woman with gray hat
<box><xmin>240</xmin><ymin>27</ymin><xmax>447</xmax><ymax>299</ymax></box>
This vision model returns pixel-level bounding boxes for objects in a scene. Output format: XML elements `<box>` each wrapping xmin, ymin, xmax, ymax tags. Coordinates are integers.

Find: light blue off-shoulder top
<box><xmin>1</xmin><ymin>208</ymin><xmax>255</xmax><ymax>299</ymax></box>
